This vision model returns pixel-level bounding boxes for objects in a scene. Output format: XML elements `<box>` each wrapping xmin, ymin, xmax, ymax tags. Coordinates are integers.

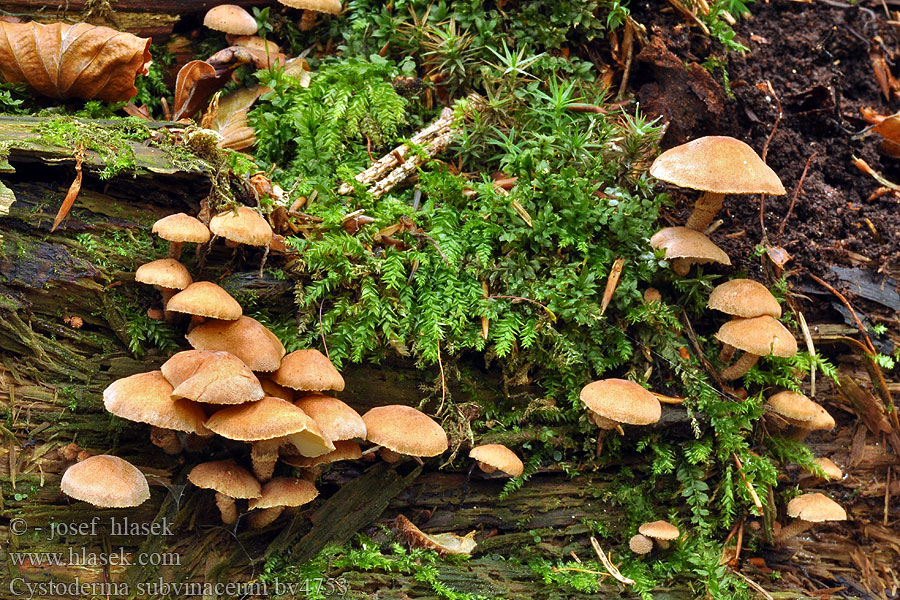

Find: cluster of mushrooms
<box><xmin>59</xmin><ymin>204</ymin><xmax>524</xmax><ymax>540</ymax></box>
<box><xmin>648</xmin><ymin>135</ymin><xmax>785</xmax><ymax>276</ymax></box>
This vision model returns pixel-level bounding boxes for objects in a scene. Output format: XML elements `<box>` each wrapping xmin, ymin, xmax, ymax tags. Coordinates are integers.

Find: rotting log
<box><xmin>0</xmin><ymin>116</ymin><xmax>713</xmax><ymax>600</ymax></box>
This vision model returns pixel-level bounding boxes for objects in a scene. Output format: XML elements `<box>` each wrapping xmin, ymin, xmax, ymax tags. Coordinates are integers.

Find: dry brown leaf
<box><xmin>51</xmin><ymin>145</ymin><xmax>85</xmax><ymax>232</ymax></box>
<box><xmin>208</xmin><ymin>85</ymin><xmax>267</xmax><ymax>150</ymax></box>
<box><xmin>172</xmin><ymin>48</ymin><xmax>256</xmax><ymax>121</ymax></box>
<box><xmin>0</xmin><ymin>22</ymin><xmax>150</xmax><ymax>102</ymax></box>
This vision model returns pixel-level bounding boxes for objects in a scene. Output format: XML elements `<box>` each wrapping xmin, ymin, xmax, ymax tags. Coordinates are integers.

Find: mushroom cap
<box><xmin>786</xmin><ymin>492</ymin><xmax>847</xmax><ymax>522</ymax></box>
<box><xmin>205</xmin><ymin>396</ymin><xmax>334</xmax><ymax>456</ymax></box>
<box><xmin>60</xmin><ymin>455</ymin><xmax>150</xmax><ymax>508</ymax></box>
<box><xmin>811</xmin><ymin>457</ymin><xmax>843</xmax><ymax>480</ymax></box>
<box><xmin>230</xmin><ymin>35</ymin><xmax>282</xmax><ymax>54</ymax></box>
<box><xmin>203</xmin><ymin>4</ymin><xmax>258</xmax><ymax>36</ymax></box>
<box><xmin>362</xmin><ymin>405</ymin><xmax>448</xmax><ymax>457</ymax></box>
<box><xmin>103</xmin><ymin>370</ymin><xmax>209</xmax><ymax>435</ymax></box>
<box><xmin>803</xmin><ymin>403</ymin><xmax>836</xmax><ymax>432</ymax></box>
<box><xmin>708</xmin><ymin>279</ymin><xmax>781</xmax><ymax>319</ymax></box>
<box><xmin>469</xmin><ymin>444</ymin><xmax>524</xmax><ymax>477</ymax></box>
<box><xmin>767</xmin><ymin>391</ymin><xmax>822</xmax><ymax>423</ymax></box>
<box><xmin>135</xmin><ymin>258</ymin><xmax>193</xmax><ymax>290</ymax></box>
<box><xmin>294</xmin><ymin>394</ymin><xmax>366</xmax><ymax>442</ymax></box>
<box><xmin>579</xmin><ymin>379</ymin><xmax>661</xmax><ymax>426</ymax></box>
<box><xmin>162</xmin><ymin>350</ymin><xmax>265</xmax><ymax>405</ymax></box>
<box><xmin>273</xmin><ymin>349</ymin><xmax>345</xmax><ymax>392</ymax></box>
<box><xmin>151</xmin><ymin>213</ymin><xmax>211</xmax><ymax>244</ymax></box>
<box><xmin>259</xmin><ymin>377</ymin><xmax>294</xmax><ymax>402</ymax></box>
<box><xmin>638</xmin><ymin>520</ymin><xmax>680</xmax><ymax>540</ymax></box>
<box><xmin>248</xmin><ymin>477</ymin><xmax>318</xmax><ymax>510</ymax></box>
<box><xmin>166</xmin><ymin>281</ymin><xmax>242</xmax><ymax>320</ymax></box>
<box><xmin>649</xmin><ymin>227</ymin><xmax>731</xmax><ymax>266</ymax></box>
<box><xmin>629</xmin><ymin>533</ymin><xmax>654</xmax><ymax>555</ymax></box>
<box><xmin>281</xmin><ymin>440</ymin><xmax>362</xmax><ymax>468</ymax></box>
<box><xmin>209</xmin><ymin>206</ymin><xmax>273</xmax><ymax>247</ymax></box>
<box><xmin>650</xmin><ymin>136</ymin><xmax>786</xmax><ymax>195</ymax></box>
<box><xmin>186</xmin><ymin>316</ymin><xmax>285</xmax><ymax>372</ymax></box>
<box><xmin>715</xmin><ymin>316</ymin><xmax>798</xmax><ymax>357</ymax></box>
<box><xmin>187</xmin><ymin>459</ymin><xmax>261</xmax><ymax>499</ymax></box>
<box><xmin>278</xmin><ymin>0</ymin><xmax>342</xmax><ymax>13</ymax></box>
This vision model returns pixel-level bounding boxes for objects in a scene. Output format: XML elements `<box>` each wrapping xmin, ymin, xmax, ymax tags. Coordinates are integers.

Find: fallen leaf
<box><xmin>51</xmin><ymin>145</ymin><xmax>85</xmax><ymax>232</ymax></box>
<box><xmin>208</xmin><ymin>85</ymin><xmax>267</xmax><ymax>150</ymax></box>
<box><xmin>0</xmin><ymin>22</ymin><xmax>150</xmax><ymax>102</ymax></box>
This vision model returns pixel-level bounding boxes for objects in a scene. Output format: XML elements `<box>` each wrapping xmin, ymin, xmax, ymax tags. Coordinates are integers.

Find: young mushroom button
<box><xmin>649</xmin><ymin>136</ymin><xmax>785</xmax><ymax>232</ymax></box>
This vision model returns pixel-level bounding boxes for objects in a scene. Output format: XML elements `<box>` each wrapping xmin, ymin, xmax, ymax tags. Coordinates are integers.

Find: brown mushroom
<box><xmin>629</xmin><ymin>533</ymin><xmax>653</xmax><ymax>555</ymax></box>
<box><xmin>186</xmin><ymin>316</ymin><xmax>286</xmax><ymax>373</ymax></box>
<box><xmin>638</xmin><ymin>520</ymin><xmax>680</xmax><ymax>549</ymax></box>
<box><xmin>707</xmin><ymin>279</ymin><xmax>781</xmax><ymax>318</ymax></box>
<box><xmin>203</xmin><ymin>4</ymin><xmax>258</xmax><ymax>36</ymax></box>
<box><xmin>715</xmin><ymin>316</ymin><xmax>797</xmax><ymax>380</ymax></box>
<box><xmin>60</xmin><ymin>455</ymin><xmax>150</xmax><ymax>508</ymax></box>
<box><xmin>151</xmin><ymin>213</ymin><xmax>210</xmax><ymax>259</ymax></box>
<box><xmin>247</xmin><ymin>477</ymin><xmax>318</xmax><ymax>529</ymax></box>
<box><xmin>165</xmin><ymin>281</ymin><xmax>242</xmax><ymax>324</ymax></box>
<box><xmin>775</xmin><ymin>492</ymin><xmax>846</xmax><ymax>544</ymax></box>
<box><xmin>205</xmin><ymin>397</ymin><xmax>333</xmax><ymax>481</ymax></box>
<box><xmin>650</xmin><ymin>136</ymin><xmax>785</xmax><ymax>232</ymax></box>
<box><xmin>469</xmin><ymin>444</ymin><xmax>524</xmax><ymax>477</ymax></box>
<box><xmin>187</xmin><ymin>459</ymin><xmax>261</xmax><ymax>524</ymax></box>
<box><xmin>294</xmin><ymin>394</ymin><xmax>366</xmax><ymax>443</ymax></box>
<box><xmin>103</xmin><ymin>370</ymin><xmax>209</xmax><ymax>455</ymax></box>
<box><xmin>580</xmin><ymin>378</ymin><xmax>661</xmax><ymax>455</ymax></box>
<box><xmin>362</xmin><ymin>405</ymin><xmax>448</xmax><ymax>463</ymax></box>
<box><xmin>766</xmin><ymin>391</ymin><xmax>835</xmax><ymax>440</ymax></box>
<box><xmin>209</xmin><ymin>206</ymin><xmax>273</xmax><ymax>248</ymax></box>
<box><xmin>649</xmin><ymin>226</ymin><xmax>731</xmax><ymax>276</ymax></box>
<box><xmin>273</xmin><ymin>349</ymin><xmax>345</xmax><ymax>392</ymax></box>
<box><xmin>134</xmin><ymin>258</ymin><xmax>192</xmax><ymax>320</ymax></box>
<box><xmin>161</xmin><ymin>350</ymin><xmax>265</xmax><ymax>406</ymax></box>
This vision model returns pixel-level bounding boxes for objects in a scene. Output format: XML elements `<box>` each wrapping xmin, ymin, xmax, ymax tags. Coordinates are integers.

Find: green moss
<box><xmin>34</xmin><ymin>116</ymin><xmax>151</xmax><ymax>179</ymax></box>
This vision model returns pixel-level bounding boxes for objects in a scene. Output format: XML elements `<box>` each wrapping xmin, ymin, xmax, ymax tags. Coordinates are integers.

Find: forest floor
<box><xmin>633</xmin><ymin>1</ymin><xmax>900</xmax><ymax>597</ymax></box>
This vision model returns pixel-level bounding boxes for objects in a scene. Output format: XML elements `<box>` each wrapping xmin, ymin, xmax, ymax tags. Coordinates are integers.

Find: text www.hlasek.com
<box><xmin>9</xmin><ymin>546</ymin><xmax>180</xmax><ymax>567</ymax></box>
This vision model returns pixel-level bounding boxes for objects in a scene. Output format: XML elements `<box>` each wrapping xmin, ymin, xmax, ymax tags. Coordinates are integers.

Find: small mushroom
<box><xmin>209</xmin><ymin>206</ymin><xmax>273</xmax><ymax>249</ymax></box>
<box><xmin>469</xmin><ymin>444</ymin><xmax>524</xmax><ymax>477</ymax></box>
<box><xmin>650</xmin><ymin>136</ymin><xmax>785</xmax><ymax>232</ymax></box>
<box><xmin>60</xmin><ymin>455</ymin><xmax>150</xmax><ymax>508</ymax></box>
<box><xmin>186</xmin><ymin>316</ymin><xmax>286</xmax><ymax>373</ymax></box>
<box><xmin>766</xmin><ymin>391</ymin><xmax>835</xmax><ymax>440</ymax></box>
<box><xmin>629</xmin><ymin>533</ymin><xmax>653</xmax><ymax>555</ymax></box>
<box><xmin>649</xmin><ymin>226</ymin><xmax>731</xmax><ymax>276</ymax></box>
<box><xmin>247</xmin><ymin>477</ymin><xmax>318</xmax><ymax>529</ymax></box>
<box><xmin>579</xmin><ymin>379</ymin><xmax>661</xmax><ymax>455</ymax></box>
<box><xmin>294</xmin><ymin>394</ymin><xmax>366</xmax><ymax>443</ymax></box>
<box><xmin>134</xmin><ymin>258</ymin><xmax>192</xmax><ymax>320</ymax></box>
<box><xmin>187</xmin><ymin>459</ymin><xmax>261</xmax><ymax>524</ymax></box>
<box><xmin>638</xmin><ymin>520</ymin><xmax>680</xmax><ymax>550</ymax></box>
<box><xmin>273</xmin><ymin>349</ymin><xmax>345</xmax><ymax>393</ymax></box>
<box><xmin>775</xmin><ymin>492</ymin><xmax>846</xmax><ymax>544</ymax></box>
<box><xmin>151</xmin><ymin>213</ymin><xmax>210</xmax><ymax>259</ymax></box>
<box><xmin>204</xmin><ymin>397</ymin><xmax>333</xmax><ymax>481</ymax></box>
<box><xmin>707</xmin><ymin>279</ymin><xmax>781</xmax><ymax>319</ymax></box>
<box><xmin>203</xmin><ymin>4</ymin><xmax>258</xmax><ymax>36</ymax></box>
<box><xmin>362</xmin><ymin>405</ymin><xmax>448</xmax><ymax>463</ymax></box>
<box><xmin>278</xmin><ymin>0</ymin><xmax>342</xmax><ymax>32</ymax></box>
<box><xmin>103</xmin><ymin>371</ymin><xmax>210</xmax><ymax>455</ymax></box>
<box><xmin>161</xmin><ymin>350</ymin><xmax>265</xmax><ymax>406</ymax></box>
<box><xmin>165</xmin><ymin>281</ymin><xmax>243</xmax><ymax>326</ymax></box>
<box><xmin>715</xmin><ymin>316</ymin><xmax>797</xmax><ymax>380</ymax></box>
<box><xmin>800</xmin><ymin>457</ymin><xmax>843</xmax><ymax>487</ymax></box>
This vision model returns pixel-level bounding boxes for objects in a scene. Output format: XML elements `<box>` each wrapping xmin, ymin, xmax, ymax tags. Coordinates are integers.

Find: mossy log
<box><xmin>1</xmin><ymin>0</ymin><xmax>274</xmax><ymax>39</ymax></box>
<box><xmin>0</xmin><ymin>116</ymin><xmax>722</xmax><ymax>600</ymax></box>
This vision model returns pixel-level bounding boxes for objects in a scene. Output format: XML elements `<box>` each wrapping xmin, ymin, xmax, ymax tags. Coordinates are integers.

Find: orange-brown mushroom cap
<box><xmin>294</xmin><ymin>394</ymin><xmax>366</xmax><ymax>442</ymax></box>
<box><xmin>650</xmin><ymin>136</ymin><xmax>786</xmax><ymax>196</ymax></box>
<box><xmin>103</xmin><ymin>370</ymin><xmax>209</xmax><ymax>435</ymax></box>
<box><xmin>162</xmin><ymin>350</ymin><xmax>265</xmax><ymax>405</ymax></box>
<box><xmin>248</xmin><ymin>477</ymin><xmax>318</xmax><ymax>510</ymax></box>
<box><xmin>715</xmin><ymin>316</ymin><xmax>797</xmax><ymax>358</ymax></box>
<box><xmin>362</xmin><ymin>405</ymin><xmax>448</xmax><ymax>457</ymax></box>
<box><xmin>278</xmin><ymin>0</ymin><xmax>342</xmax><ymax>13</ymax></box>
<box><xmin>187</xmin><ymin>459</ymin><xmax>261</xmax><ymax>498</ymax></box>
<box><xmin>638</xmin><ymin>520</ymin><xmax>680</xmax><ymax>540</ymax></box>
<box><xmin>579</xmin><ymin>379</ymin><xmax>661</xmax><ymax>426</ymax></box>
<box><xmin>209</xmin><ymin>206</ymin><xmax>273</xmax><ymax>247</ymax></box>
<box><xmin>469</xmin><ymin>444</ymin><xmax>524</xmax><ymax>477</ymax></box>
<box><xmin>60</xmin><ymin>455</ymin><xmax>150</xmax><ymax>508</ymax></box>
<box><xmin>273</xmin><ymin>349</ymin><xmax>345</xmax><ymax>392</ymax></box>
<box><xmin>186</xmin><ymin>316</ymin><xmax>285</xmax><ymax>373</ymax></box>
<box><xmin>166</xmin><ymin>281</ymin><xmax>242</xmax><ymax>320</ymax></box>
<box><xmin>203</xmin><ymin>4</ymin><xmax>258</xmax><ymax>36</ymax></box>
<box><xmin>708</xmin><ymin>279</ymin><xmax>781</xmax><ymax>319</ymax></box>
<box><xmin>786</xmin><ymin>493</ymin><xmax>847</xmax><ymax>522</ymax></box>
<box><xmin>135</xmin><ymin>259</ymin><xmax>193</xmax><ymax>290</ymax></box>
<box><xmin>151</xmin><ymin>213</ymin><xmax>211</xmax><ymax>244</ymax></box>
<box><xmin>650</xmin><ymin>227</ymin><xmax>731</xmax><ymax>267</ymax></box>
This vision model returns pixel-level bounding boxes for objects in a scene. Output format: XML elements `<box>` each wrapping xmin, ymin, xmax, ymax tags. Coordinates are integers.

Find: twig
<box><xmin>616</xmin><ymin>20</ymin><xmax>635</xmax><ymax>100</ymax></box>
<box><xmin>797</xmin><ymin>311</ymin><xmax>817</xmax><ymax>397</ymax></box>
<box><xmin>733</xmin><ymin>453</ymin><xmax>764</xmax><ymax>514</ymax></box>
<box><xmin>777</xmin><ymin>151</ymin><xmax>817</xmax><ymax>238</ymax></box>
<box><xmin>590</xmin><ymin>537</ymin><xmax>635</xmax><ymax>585</ymax></box>
<box><xmin>759</xmin><ymin>80</ymin><xmax>782</xmax><ymax>164</ymax></box>
<box><xmin>488</xmin><ymin>295</ymin><xmax>557</xmax><ymax>322</ymax></box>
<box><xmin>807</xmin><ymin>272</ymin><xmax>876</xmax><ymax>355</ymax></box>
<box><xmin>435</xmin><ymin>340</ymin><xmax>447</xmax><ymax>417</ymax></box>
<box><xmin>318</xmin><ymin>297</ymin><xmax>329</xmax><ymax>360</ymax></box>
<box><xmin>732</xmin><ymin>569</ymin><xmax>775</xmax><ymax>600</ymax></box>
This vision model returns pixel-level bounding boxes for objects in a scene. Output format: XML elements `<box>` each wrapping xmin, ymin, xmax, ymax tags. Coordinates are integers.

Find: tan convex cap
<box><xmin>103</xmin><ymin>370</ymin><xmax>209</xmax><ymax>435</ymax></box>
<box><xmin>61</xmin><ymin>455</ymin><xmax>150</xmax><ymax>508</ymax></box>
<box><xmin>273</xmin><ymin>349</ymin><xmax>345</xmax><ymax>392</ymax></box>
<box><xmin>715</xmin><ymin>316</ymin><xmax>797</xmax><ymax>357</ymax></box>
<box><xmin>579</xmin><ymin>378</ymin><xmax>661</xmax><ymax>425</ymax></box>
<box><xmin>469</xmin><ymin>444</ymin><xmax>524</xmax><ymax>477</ymax></box>
<box><xmin>362</xmin><ymin>405</ymin><xmax>448</xmax><ymax>457</ymax></box>
<box><xmin>152</xmin><ymin>213</ymin><xmax>211</xmax><ymax>244</ymax></box>
<box><xmin>786</xmin><ymin>492</ymin><xmax>846</xmax><ymax>522</ymax></box>
<box><xmin>708</xmin><ymin>278</ymin><xmax>781</xmax><ymax>318</ymax></box>
<box><xmin>188</xmin><ymin>459</ymin><xmax>261</xmax><ymax>498</ymax></box>
<box><xmin>166</xmin><ymin>281</ymin><xmax>242</xmax><ymax>320</ymax></box>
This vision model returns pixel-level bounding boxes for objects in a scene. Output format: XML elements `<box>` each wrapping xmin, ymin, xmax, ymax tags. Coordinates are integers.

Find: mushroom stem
<box><xmin>789</xmin><ymin>427</ymin><xmax>813</xmax><ymax>442</ymax></box>
<box><xmin>656</xmin><ymin>539</ymin><xmax>671</xmax><ymax>550</ymax></box>
<box><xmin>149</xmin><ymin>426</ymin><xmax>181</xmax><ymax>455</ymax></box>
<box><xmin>248</xmin><ymin>506</ymin><xmax>285</xmax><ymax>529</ymax></box>
<box><xmin>718</xmin><ymin>343</ymin><xmax>736</xmax><ymax>364</ymax></box>
<box><xmin>167</xmin><ymin>241</ymin><xmax>184</xmax><ymax>259</ymax></box>
<box><xmin>159</xmin><ymin>287</ymin><xmax>178</xmax><ymax>323</ymax></box>
<box><xmin>251</xmin><ymin>440</ymin><xmax>280</xmax><ymax>482</ymax></box>
<box><xmin>720</xmin><ymin>352</ymin><xmax>760</xmax><ymax>380</ymax></box>
<box><xmin>685</xmin><ymin>191</ymin><xmax>726</xmax><ymax>232</ymax></box>
<box><xmin>774</xmin><ymin>519</ymin><xmax>813</xmax><ymax>544</ymax></box>
<box><xmin>671</xmin><ymin>258</ymin><xmax>693</xmax><ymax>276</ymax></box>
<box><xmin>215</xmin><ymin>492</ymin><xmax>237</xmax><ymax>524</ymax></box>
<box><xmin>380</xmin><ymin>448</ymin><xmax>402</xmax><ymax>463</ymax></box>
